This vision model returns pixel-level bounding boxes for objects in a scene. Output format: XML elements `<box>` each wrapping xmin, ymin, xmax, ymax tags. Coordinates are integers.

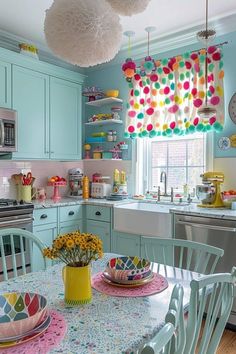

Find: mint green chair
<box><xmin>183</xmin><ymin>267</ymin><xmax>236</xmax><ymax>354</ymax></box>
<box><xmin>141</xmin><ymin>268</ymin><xmax>236</xmax><ymax>354</ymax></box>
<box><xmin>0</xmin><ymin>228</ymin><xmax>46</xmax><ymax>281</ymax></box>
<box><xmin>140</xmin><ymin>284</ymin><xmax>184</xmax><ymax>354</ymax></box>
<box><xmin>141</xmin><ymin>237</ymin><xmax>224</xmax><ymax>274</ymax></box>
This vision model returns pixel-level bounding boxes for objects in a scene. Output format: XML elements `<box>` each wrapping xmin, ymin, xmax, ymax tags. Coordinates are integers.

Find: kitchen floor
<box><xmin>217</xmin><ymin>328</ymin><xmax>236</xmax><ymax>354</ymax></box>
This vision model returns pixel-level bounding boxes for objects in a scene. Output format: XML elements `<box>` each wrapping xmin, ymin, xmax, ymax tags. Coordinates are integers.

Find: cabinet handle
<box><xmin>68</xmin><ymin>211</ymin><xmax>75</xmax><ymax>216</ymax></box>
<box><xmin>95</xmin><ymin>211</ymin><xmax>101</xmax><ymax>216</ymax></box>
<box><xmin>50</xmin><ymin>151</ymin><xmax>54</xmax><ymax>154</ymax></box>
<box><xmin>40</xmin><ymin>214</ymin><xmax>48</xmax><ymax>219</ymax></box>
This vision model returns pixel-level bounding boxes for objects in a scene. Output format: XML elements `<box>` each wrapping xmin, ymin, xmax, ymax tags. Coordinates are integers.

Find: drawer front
<box><xmin>86</xmin><ymin>205</ymin><xmax>111</xmax><ymax>222</ymax></box>
<box><xmin>33</xmin><ymin>208</ymin><xmax>57</xmax><ymax>226</ymax></box>
<box><xmin>59</xmin><ymin>205</ymin><xmax>83</xmax><ymax>223</ymax></box>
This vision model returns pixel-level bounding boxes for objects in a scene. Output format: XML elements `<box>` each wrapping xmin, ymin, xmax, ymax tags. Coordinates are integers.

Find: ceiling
<box><xmin>0</xmin><ymin>0</ymin><xmax>235</xmax><ymax>52</ymax></box>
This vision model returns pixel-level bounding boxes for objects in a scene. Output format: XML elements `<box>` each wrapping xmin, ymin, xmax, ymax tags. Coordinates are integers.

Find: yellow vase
<box><xmin>62</xmin><ymin>265</ymin><xmax>92</xmax><ymax>305</ymax></box>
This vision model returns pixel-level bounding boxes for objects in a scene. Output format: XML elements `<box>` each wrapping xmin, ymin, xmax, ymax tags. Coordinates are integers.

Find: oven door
<box><xmin>0</xmin><ymin>215</ymin><xmax>33</xmax><ymax>280</ymax></box>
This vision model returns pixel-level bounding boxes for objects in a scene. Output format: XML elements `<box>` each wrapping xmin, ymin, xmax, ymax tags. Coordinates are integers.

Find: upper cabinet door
<box><xmin>0</xmin><ymin>60</ymin><xmax>11</xmax><ymax>108</ymax></box>
<box><xmin>50</xmin><ymin>77</ymin><xmax>81</xmax><ymax>160</ymax></box>
<box><xmin>12</xmin><ymin>66</ymin><xmax>49</xmax><ymax>159</ymax></box>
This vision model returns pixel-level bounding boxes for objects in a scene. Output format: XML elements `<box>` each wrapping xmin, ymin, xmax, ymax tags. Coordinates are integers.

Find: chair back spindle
<box><xmin>0</xmin><ymin>228</ymin><xmax>46</xmax><ymax>281</ymax></box>
<box><xmin>141</xmin><ymin>237</ymin><xmax>223</xmax><ymax>274</ymax></box>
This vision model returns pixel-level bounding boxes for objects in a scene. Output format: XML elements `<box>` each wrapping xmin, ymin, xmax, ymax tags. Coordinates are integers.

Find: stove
<box><xmin>0</xmin><ymin>198</ymin><xmax>34</xmax><ymax>280</ymax></box>
<box><xmin>0</xmin><ymin>198</ymin><xmax>34</xmax><ymax>227</ymax></box>
<box><xmin>0</xmin><ymin>198</ymin><xmax>33</xmax><ymax>213</ymax></box>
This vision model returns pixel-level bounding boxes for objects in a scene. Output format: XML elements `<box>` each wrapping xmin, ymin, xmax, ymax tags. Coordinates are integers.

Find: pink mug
<box><xmin>37</xmin><ymin>187</ymin><xmax>46</xmax><ymax>200</ymax></box>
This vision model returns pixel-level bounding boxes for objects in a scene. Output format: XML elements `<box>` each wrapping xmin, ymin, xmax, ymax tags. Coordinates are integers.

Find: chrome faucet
<box><xmin>160</xmin><ymin>171</ymin><xmax>167</xmax><ymax>196</ymax></box>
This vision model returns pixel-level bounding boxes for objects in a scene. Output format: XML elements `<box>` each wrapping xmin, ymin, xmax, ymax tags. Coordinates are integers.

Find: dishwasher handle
<box><xmin>176</xmin><ymin>220</ymin><xmax>236</xmax><ymax>233</ymax></box>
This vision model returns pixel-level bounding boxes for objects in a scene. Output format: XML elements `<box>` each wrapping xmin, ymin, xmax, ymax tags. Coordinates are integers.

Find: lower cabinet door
<box><xmin>86</xmin><ymin>220</ymin><xmax>111</xmax><ymax>253</ymax></box>
<box><xmin>111</xmin><ymin>231</ymin><xmax>140</xmax><ymax>257</ymax></box>
<box><xmin>32</xmin><ymin>223</ymin><xmax>57</xmax><ymax>272</ymax></box>
<box><xmin>59</xmin><ymin>220</ymin><xmax>83</xmax><ymax>234</ymax></box>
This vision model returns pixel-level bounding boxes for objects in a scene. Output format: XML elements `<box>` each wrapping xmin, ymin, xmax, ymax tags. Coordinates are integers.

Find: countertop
<box><xmin>32</xmin><ymin>198</ymin><xmax>236</xmax><ymax>220</ymax></box>
<box><xmin>32</xmin><ymin>197</ymin><xmax>132</xmax><ymax>209</ymax></box>
<box><xmin>169</xmin><ymin>203</ymin><xmax>236</xmax><ymax>220</ymax></box>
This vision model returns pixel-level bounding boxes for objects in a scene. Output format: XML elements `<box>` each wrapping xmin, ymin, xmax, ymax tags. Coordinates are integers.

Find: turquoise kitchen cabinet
<box><xmin>111</xmin><ymin>231</ymin><xmax>140</xmax><ymax>257</ymax></box>
<box><xmin>0</xmin><ymin>59</ymin><xmax>11</xmax><ymax>108</ymax></box>
<box><xmin>58</xmin><ymin>205</ymin><xmax>83</xmax><ymax>234</ymax></box>
<box><xmin>12</xmin><ymin>65</ymin><xmax>49</xmax><ymax>159</ymax></box>
<box><xmin>32</xmin><ymin>207</ymin><xmax>58</xmax><ymax>272</ymax></box>
<box><xmin>32</xmin><ymin>224</ymin><xmax>57</xmax><ymax>272</ymax></box>
<box><xmin>59</xmin><ymin>220</ymin><xmax>83</xmax><ymax>234</ymax></box>
<box><xmin>50</xmin><ymin>77</ymin><xmax>82</xmax><ymax>160</ymax></box>
<box><xmin>85</xmin><ymin>205</ymin><xmax>111</xmax><ymax>251</ymax></box>
<box><xmin>12</xmin><ymin>66</ymin><xmax>82</xmax><ymax>160</ymax></box>
<box><xmin>86</xmin><ymin>219</ymin><xmax>111</xmax><ymax>252</ymax></box>
<box><xmin>0</xmin><ymin>46</ymin><xmax>85</xmax><ymax>160</ymax></box>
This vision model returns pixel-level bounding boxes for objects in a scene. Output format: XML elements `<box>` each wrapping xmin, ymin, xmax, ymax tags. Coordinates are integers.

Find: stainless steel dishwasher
<box><xmin>174</xmin><ymin>213</ymin><xmax>236</xmax><ymax>328</ymax></box>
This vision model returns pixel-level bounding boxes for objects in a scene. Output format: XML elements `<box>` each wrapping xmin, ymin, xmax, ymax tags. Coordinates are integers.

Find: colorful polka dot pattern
<box><xmin>122</xmin><ymin>47</ymin><xmax>224</xmax><ymax>138</ymax></box>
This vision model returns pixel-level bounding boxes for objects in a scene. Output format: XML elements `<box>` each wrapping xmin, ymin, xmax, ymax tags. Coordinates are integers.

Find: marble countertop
<box><xmin>32</xmin><ymin>198</ymin><xmax>236</xmax><ymax>220</ymax></box>
<box><xmin>32</xmin><ymin>197</ymin><xmax>132</xmax><ymax>209</ymax></box>
<box><xmin>169</xmin><ymin>203</ymin><xmax>236</xmax><ymax>220</ymax></box>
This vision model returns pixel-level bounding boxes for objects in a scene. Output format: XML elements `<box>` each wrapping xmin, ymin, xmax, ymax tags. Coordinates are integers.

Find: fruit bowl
<box><xmin>0</xmin><ymin>292</ymin><xmax>47</xmax><ymax>339</ymax></box>
<box><xmin>105</xmin><ymin>256</ymin><xmax>150</xmax><ymax>282</ymax></box>
<box><xmin>105</xmin><ymin>90</ymin><xmax>119</xmax><ymax>98</ymax></box>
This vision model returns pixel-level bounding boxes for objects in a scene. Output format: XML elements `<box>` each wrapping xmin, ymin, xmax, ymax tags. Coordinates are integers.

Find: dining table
<box><xmin>0</xmin><ymin>253</ymin><xmax>201</xmax><ymax>354</ymax></box>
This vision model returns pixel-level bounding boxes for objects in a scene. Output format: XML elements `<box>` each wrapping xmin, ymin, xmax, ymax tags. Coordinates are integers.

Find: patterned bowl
<box><xmin>105</xmin><ymin>256</ymin><xmax>150</xmax><ymax>282</ymax></box>
<box><xmin>0</xmin><ymin>292</ymin><xmax>47</xmax><ymax>339</ymax></box>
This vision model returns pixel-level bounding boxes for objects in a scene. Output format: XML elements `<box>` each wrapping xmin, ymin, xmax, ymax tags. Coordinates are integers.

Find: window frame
<box><xmin>135</xmin><ymin>133</ymin><xmax>213</xmax><ymax>195</ymax></box>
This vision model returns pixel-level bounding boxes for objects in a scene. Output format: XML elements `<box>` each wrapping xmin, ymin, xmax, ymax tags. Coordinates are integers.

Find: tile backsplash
<box><xmin>0</xmin><ymin>159</ymin><xmax>133</xmax><ymax>200</ymax></box>
<box><xmin>0</xmin><ymin>160</ymin><xmax>83</xmax><ymax>199</ymax></box>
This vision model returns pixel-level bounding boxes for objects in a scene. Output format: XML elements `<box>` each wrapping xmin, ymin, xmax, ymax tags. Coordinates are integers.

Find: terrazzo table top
<box><xmin>0</xmin><ymin>253</ymin><xmax>200</xmax><ymax>354</ymax></box>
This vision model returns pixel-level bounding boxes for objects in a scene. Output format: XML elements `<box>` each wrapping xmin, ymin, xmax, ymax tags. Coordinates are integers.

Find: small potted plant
<box><xmin>43</xmin><ymin>231</ymin><xmax>103</xmax><ymax>305</ymax></box>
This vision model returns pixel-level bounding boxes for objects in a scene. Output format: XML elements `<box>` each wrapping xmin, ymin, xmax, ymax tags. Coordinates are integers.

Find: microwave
<box><xmin>0</xmin><ymin>108</ymin><xmax>17</xmax><ymax>152</ymax></box>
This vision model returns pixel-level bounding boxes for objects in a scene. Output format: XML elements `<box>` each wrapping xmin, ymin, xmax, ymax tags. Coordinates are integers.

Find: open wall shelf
<box><xmin>85</xmin><ymin>97</ymin><xmax>123</xmax><ymax>107</ymax></box>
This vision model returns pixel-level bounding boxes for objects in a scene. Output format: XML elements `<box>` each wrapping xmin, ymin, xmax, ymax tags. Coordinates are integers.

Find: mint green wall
<box><xmin>85</xmin><ymin>30</ymin><xmax>236</xmax><ymax>158</ymax></box>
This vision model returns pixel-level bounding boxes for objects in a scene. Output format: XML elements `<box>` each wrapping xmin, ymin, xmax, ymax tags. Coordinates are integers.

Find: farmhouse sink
<box><xmin>114</xmin><ymin>202</ymin><xmax>175</xmax><ymax>238</ymax></box>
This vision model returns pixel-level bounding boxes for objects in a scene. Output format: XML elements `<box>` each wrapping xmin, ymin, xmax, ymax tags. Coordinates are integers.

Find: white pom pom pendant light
<box><xmin>44</xmin><ymin>0</ymin><xmax>122</xmax><ymax>67</ymax></box>
<box><xmin>106</xmin><ymin>0</ymin><xmax>151</xmax><ymax>16</ymax></box>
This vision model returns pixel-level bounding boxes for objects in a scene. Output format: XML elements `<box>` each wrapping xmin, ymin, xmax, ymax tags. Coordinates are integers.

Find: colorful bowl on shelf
<box><xmin>105</xmin><ymin>256</ymin><xmax>150</xmax><ymax>282</ymax></box>
<box><xmin>105</xmin><ymin>90</ymin><xmax>119</xmax><ymax>98</ymax></box>
<box><xmin>0</xmin><ymin>292</ymin><xmax>47</xmax><ymax>339</ymax></box>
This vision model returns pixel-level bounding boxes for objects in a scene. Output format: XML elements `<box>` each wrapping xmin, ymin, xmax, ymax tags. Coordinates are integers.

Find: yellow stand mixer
<box><xmin>197</xmin><ymin>172</ymin><xmax>225</xmax><ymax>208</ymax></box>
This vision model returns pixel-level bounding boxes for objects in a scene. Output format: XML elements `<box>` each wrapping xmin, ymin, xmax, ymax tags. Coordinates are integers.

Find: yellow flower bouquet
<box><xmin>43</xmin><ymin>231</ymin><xmax>103</xmax><ymax>267</ymax></box>
<box><xmin>43</xmin><ymin>231</ymin><xmax>103</xmax><ymax>305</ymax></box>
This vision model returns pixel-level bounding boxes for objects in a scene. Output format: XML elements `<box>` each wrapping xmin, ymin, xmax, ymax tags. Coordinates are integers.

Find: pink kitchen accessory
<box><xmin>92</xmin><ymin>272</ymin><xmax>168</xmax><ymax>297</ymax></box>
<box><xmin>2</xmin><ymin>310</ymin><xmax>67</xmax><ymax>354</ymax></box>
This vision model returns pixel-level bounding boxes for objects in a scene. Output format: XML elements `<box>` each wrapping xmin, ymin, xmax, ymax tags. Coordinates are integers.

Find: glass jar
<box><xmin>107</xmin><ymin>130</ymin><xmax>113</xmax><ymax>142</ymax></box>
<box><xmin>112</xmin><ymin>130</ymin><xmax>117</xmax><ymax>142</ymax></box>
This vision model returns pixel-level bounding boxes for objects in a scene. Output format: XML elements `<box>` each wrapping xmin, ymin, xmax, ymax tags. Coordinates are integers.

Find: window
<box><xmin>136</xmin><ymin>133</ymin><xmax>213</xmax><ymax>196</ymax></box>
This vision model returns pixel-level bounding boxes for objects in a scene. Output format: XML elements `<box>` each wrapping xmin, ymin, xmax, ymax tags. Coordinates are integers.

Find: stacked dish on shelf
<box><xmin>101</xmin><ymin>256</ymin><xmax>154</xmax><ymax>287</ymax></box>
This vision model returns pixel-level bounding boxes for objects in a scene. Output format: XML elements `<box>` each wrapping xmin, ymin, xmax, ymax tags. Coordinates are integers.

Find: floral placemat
<box><xmin>92</xmin><ymin>272</ymin><xmax>168</xmax><ymax>297</ymax></box>
<box><xmin>1</xmin><ymin>310</ymin><xmax>67</xmax><ymax>354</ymax></box>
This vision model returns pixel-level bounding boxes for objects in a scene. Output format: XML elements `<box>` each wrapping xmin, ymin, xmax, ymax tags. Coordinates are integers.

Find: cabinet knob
<box><xmin>40</xmin><ymin>214</ymin><xmax>48</xmax><ymax>219</ymax></box>
<box><xmin>95</xmin><ymin>211</ymin><xmax>101</xmax><ymax>216</ymax></box>
<box><xmin>68</xmin><ymin>211</ymin><xmax>75</xmax><ymax>216</ymax></box>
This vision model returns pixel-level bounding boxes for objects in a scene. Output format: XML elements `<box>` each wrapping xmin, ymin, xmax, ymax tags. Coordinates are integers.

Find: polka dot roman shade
<box><xmin>123</xmin><ymin>46</ymin><xmax>224</xmax><ymax>138</ymax></box>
